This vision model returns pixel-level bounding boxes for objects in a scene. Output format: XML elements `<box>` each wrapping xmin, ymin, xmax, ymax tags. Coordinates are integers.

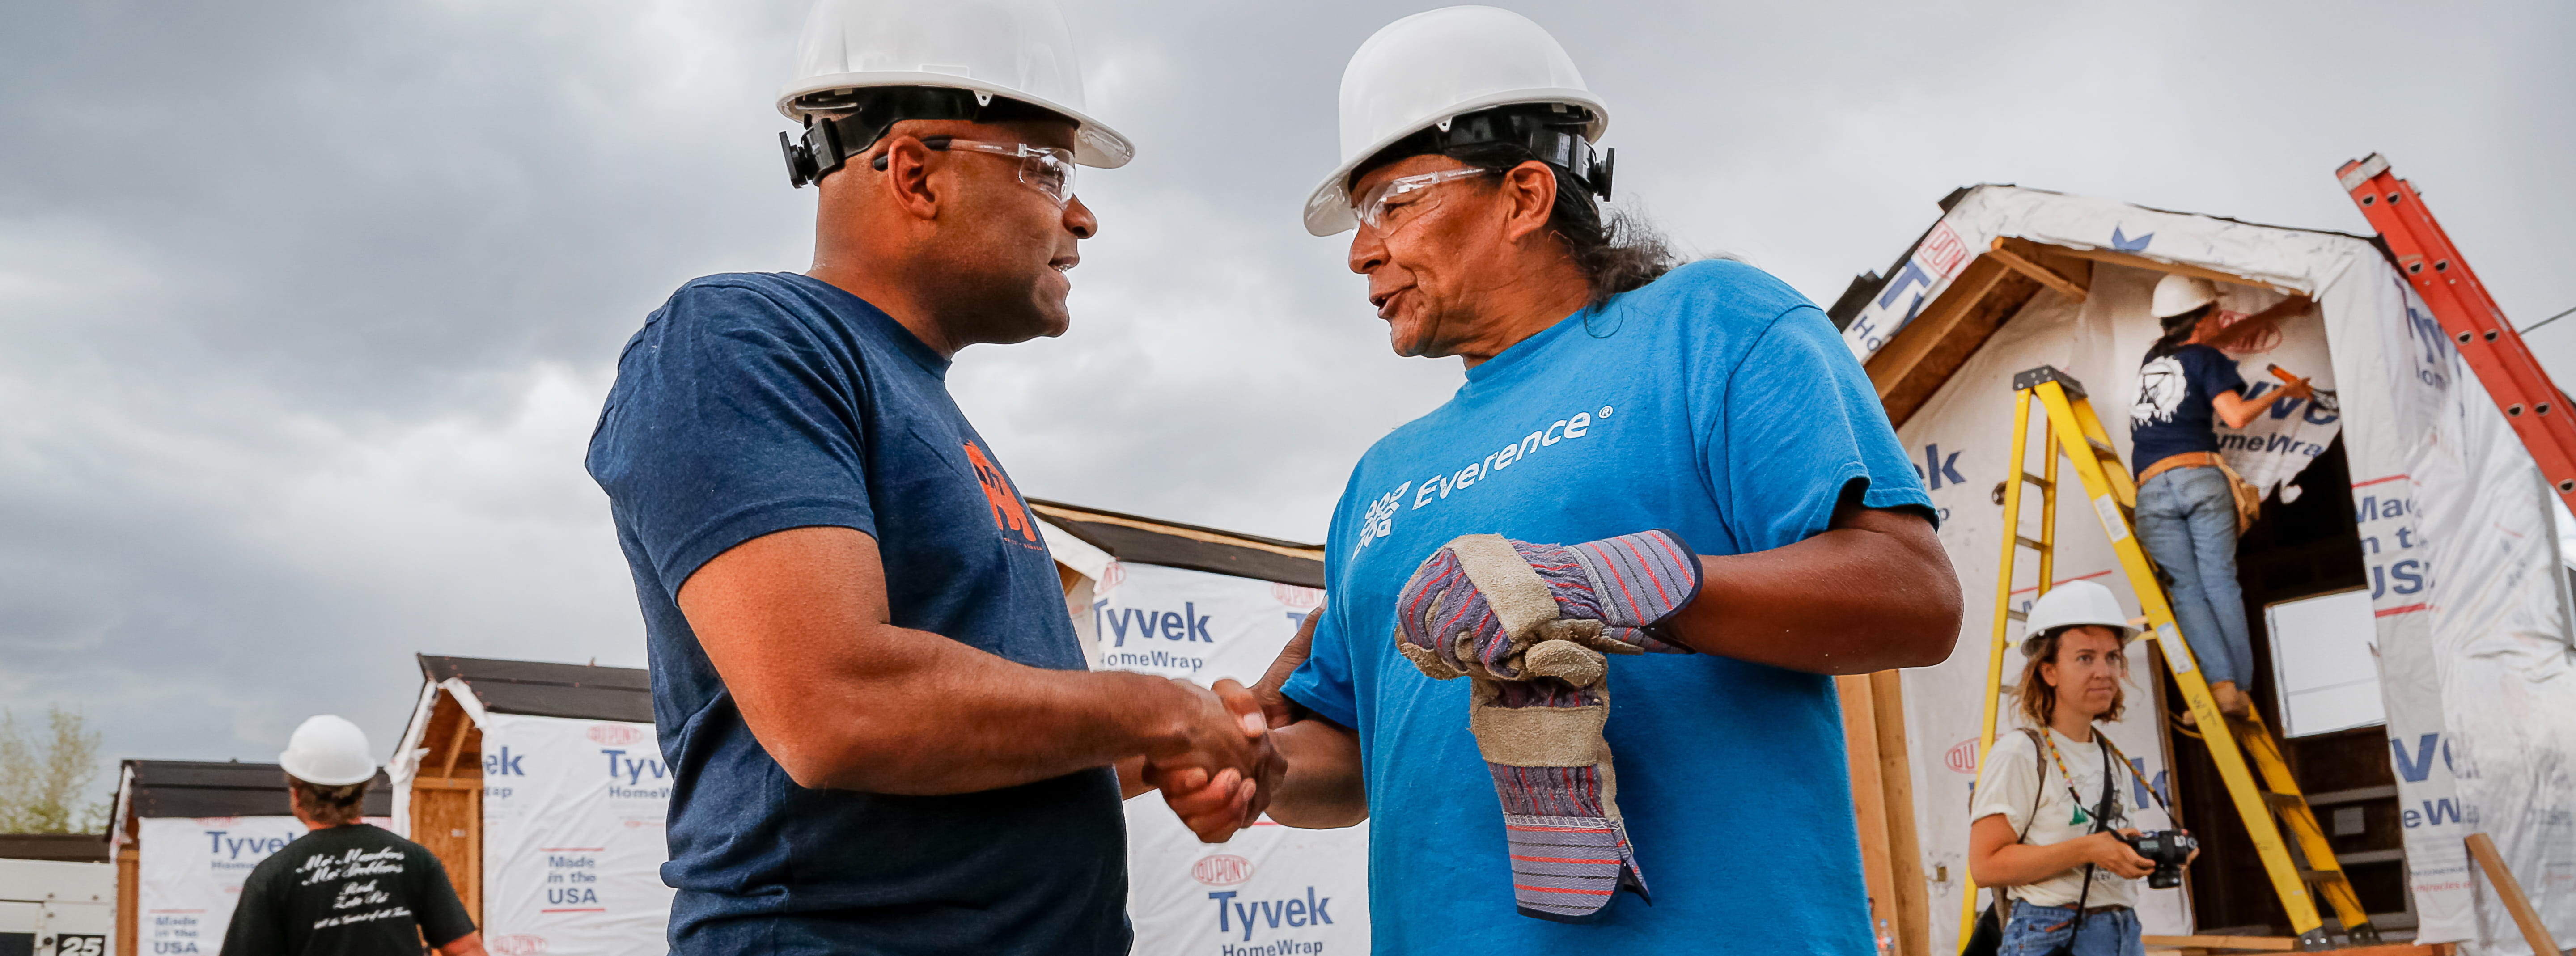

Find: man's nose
<box><xmin>1063</xmin><ymin>195</ymin><xmax>1097</xmax><ymax>240</ymax></box>
<box><xmin>1347</xmin><ymin>225</ymin><xmax>1386</xmax><ymax>275</ymax></box>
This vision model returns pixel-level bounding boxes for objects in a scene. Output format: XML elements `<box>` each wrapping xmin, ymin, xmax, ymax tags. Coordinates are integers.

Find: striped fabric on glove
<box><xmin>1390</xmin><ymin>530</ymin><xmax>1701</xmax><ymax>922</ymax></box>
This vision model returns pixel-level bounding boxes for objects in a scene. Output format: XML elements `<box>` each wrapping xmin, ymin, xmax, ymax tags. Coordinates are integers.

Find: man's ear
<box><xmin>873</xmin><ymin>135</ymin><xmax>943</xmax><ymax>222</ymax></box>
<box><xmin>1499</xmin><ymin>160</ymin><xmax>1559</xmax><ymax>243</ymax></box>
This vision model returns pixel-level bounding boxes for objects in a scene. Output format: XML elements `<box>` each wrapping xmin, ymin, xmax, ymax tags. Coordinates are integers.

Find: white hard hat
<box><xmin>277</xmin><ymin>715</ymin><xmax>378</xmax><ymax>787</ymax></box>
<box><xmin>2022</xmin><ymin>580</ymin><xmax>2139</xmax><ymax>646</ymax></box>
<box><xmin>2150</xmin><ymin>274</ymin><xmax>2220</xmax><ymax>319</ymax></box>
<box><xmin>775</xmin><ymin>0</ymin><xmax>1132</xmax><ymax>185</ymax></box>
<box><xmin>1303</xmin><ymin>6</ymin><xmax>1610</xmax><ymax>236</ymax></box>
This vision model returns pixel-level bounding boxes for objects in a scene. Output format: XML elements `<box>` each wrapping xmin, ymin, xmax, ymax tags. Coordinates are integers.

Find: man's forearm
<box><xmin>679</xmin><ymin>525</ymin><xmax>1244</xmax><ymax>797</ymax></box>
<box><xmin>1263</xmin><ymin>718</ymin><xmax>1367</xmax><ymax>828</ymax></box>
<box><xmin>1661</xmin><ymin>505</ymin><xmax>1960</xmax><ymax>673</ymax></box>
<box><xmin>760</xmin><ymin>630</ymin><xmax>1203</xmax><ymax>794</ymax></box>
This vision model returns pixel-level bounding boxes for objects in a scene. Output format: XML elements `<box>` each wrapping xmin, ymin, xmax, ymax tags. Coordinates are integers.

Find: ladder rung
<box><xmin>2014</xmin><ymin>536</ymin><xmax>2048</xmax><ymax>551</ymax></box>
<box><xmin>2263</xmin><ymin>792</ymin><xmax>2308</xmax><ymax>809</ymax></box>
<box><xmin>2297</xmin><ymin>868</ymin><xmax>2360</xmax><ymax>885</ymax></box>
<box><xmin>2004</xmin><ymin>609</ymin><xmax>2028</xmax><ymax>622</ymax></box>
<box><xmin>2087</xmin><ymin>437</ymin><xmax>2119</xmax><ymax>458</ymax></box>
<box><xmin>2018</xmin><ymin>473</ymin><xmax>2052</xmax><ymax>490</ymax></box>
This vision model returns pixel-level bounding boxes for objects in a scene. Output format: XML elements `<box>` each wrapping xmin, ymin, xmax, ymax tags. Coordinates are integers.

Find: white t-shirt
<box><xmin>1970</xmin><ymin>726</ymin><xmax>2140</xmax><ymax>909</ymax></box>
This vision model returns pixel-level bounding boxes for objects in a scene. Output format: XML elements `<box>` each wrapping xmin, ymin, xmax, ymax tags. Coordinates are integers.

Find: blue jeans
<box><xmin>2134</xmin><ymin>466</ymin><xmax>2253</xmax><ymax>686</ymax></box>
<box><xmin>2001</xmin><ymin>903</ymin><xmax>2146</xmax><ymax>956</ymax></box>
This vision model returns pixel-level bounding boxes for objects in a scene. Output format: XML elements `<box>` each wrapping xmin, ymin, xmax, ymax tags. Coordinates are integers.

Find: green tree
<box><xmin>0</xmin><ymin>706</ymin><xmax>110</xmax><ymax>834</ymax></box>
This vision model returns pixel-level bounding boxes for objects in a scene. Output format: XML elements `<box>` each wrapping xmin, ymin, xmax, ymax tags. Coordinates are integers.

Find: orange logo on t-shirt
<box><xmin>963</xmin><ymin>440</ymin><xmax>1042</xmax><ymax>545</ymax></box>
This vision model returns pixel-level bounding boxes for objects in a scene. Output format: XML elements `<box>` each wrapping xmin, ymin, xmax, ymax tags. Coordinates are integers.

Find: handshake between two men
<box><xmin>1119</xmin><ymin>675</ymin><xmax>1288</xmax><ymax>843</ymax></box>
<box><xmin>1126</xmin><ymin>528</ymin><xmax>1705</xmax><ymax>855</ymax></box>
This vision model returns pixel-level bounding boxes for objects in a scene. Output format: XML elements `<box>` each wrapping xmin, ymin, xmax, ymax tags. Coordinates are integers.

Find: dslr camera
<box><xmin>2119</xmin><ymin>830</ymin><xmax>2198</xmax><ymax>889</ymax></box>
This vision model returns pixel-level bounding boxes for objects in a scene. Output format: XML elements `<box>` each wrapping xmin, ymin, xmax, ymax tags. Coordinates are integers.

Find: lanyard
<box><xmin>2037</xmin><ymin>727</ymin><xmax>2123</xmax><ymax>829</ymax></box>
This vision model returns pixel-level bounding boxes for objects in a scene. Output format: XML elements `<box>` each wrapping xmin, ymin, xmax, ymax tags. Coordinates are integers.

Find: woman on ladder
<box><xmin>2127</xmin><ymin>275</ymin><xmax>2312</xmax><ymax>721</ymax></box>
<box><xmin>1968</xmin><ymin>581</ymin><xmax>2195</xmax><ymax>956</ymax></box>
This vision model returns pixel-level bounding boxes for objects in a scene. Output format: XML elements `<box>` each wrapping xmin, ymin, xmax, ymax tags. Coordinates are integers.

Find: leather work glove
<box><xmin>1391</xmin><ymin>530</ymin><xmax>1701</xmax><ymax>922</ymax></box>
<box><xmin>1394</xmin><ymin>531</ymin><xmax>1701</xmax><ymax>681</ymax></box>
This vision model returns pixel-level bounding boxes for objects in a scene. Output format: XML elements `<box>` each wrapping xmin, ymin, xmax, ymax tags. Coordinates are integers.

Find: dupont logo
<box><xmin>1192</xmin><ymin>854</ymin><xmax>1254</xmax><ymax>886</ymax></box>
<box><xmin>488</xmin><ymin>934</ymin><xmax>548</xmax><ymax>955</ymax></box>
<box><xmin>587</xmin><ymin>724</ymin><xmax>646</xmax><ymax>746</ymax></box>
<box><xmin>1945</xmin><ymin>739</ymin><xmax>1980</xmax><ymax>774</ymax></box>
<box><xmin>1271</xmin><ymin>583</ymin><xmax>1324</xmax><ymax>610</ymax></box>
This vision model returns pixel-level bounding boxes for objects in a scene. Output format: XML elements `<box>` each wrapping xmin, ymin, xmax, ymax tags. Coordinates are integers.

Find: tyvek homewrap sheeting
<box><xmin>2324</xmin><ymin>265</ymin><xmax>2576</xmax><ymax>954</ymax></box>
<box><xmin>136</xmin><ymin>816</ymin><xmax>306</xmax><ymax>954</ymax></box>
<box><xmin>1869</xmin><ymin>185</ymin><xmax>2576</xmax><ymax>952</ymax></box>
<box><xmin>476</xmin><ymin>713</ymin><xmax>673</xmax><ymax>956</ymax></box>
<box><xmin>1088</xmin><ymin>560</ymin><xmax>1370</xmax><ymax>955</ymax></box>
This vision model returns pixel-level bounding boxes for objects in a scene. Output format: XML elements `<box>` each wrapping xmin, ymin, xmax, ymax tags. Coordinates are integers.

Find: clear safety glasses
<box><xmin>926</xmin><ymin>136</ymin><xmax>1076</xmax><ymax>206</ymax></box>
<box><xmin>1351</xmin><ymin>167</ymin><xmax>1496</xmax><ymax>232</ymax></box>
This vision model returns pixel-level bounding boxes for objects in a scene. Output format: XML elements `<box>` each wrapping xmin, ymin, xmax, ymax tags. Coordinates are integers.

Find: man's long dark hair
<box><xmin>1355</xmin><ymin>106</ymin><xmax>1677</xmax><ymax>309</ymax></box>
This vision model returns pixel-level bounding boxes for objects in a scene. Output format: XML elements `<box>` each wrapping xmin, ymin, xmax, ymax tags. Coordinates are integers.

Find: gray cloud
<box><xmin>0</xmin><ymin>0</ymin><xmax>2567</xmax><ymax>793</ymax></box>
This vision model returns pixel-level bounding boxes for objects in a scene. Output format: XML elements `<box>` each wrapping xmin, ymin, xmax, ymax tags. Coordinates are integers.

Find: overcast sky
<box><xmin>3</xmin><ymin>0</ymin><xmax>2568</xmax><ymax>797</ymax></box>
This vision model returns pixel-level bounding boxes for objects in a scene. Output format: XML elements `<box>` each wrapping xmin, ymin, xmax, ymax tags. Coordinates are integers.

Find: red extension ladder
<box><xmin>2335</xmin><ymin>154</ymin><xmax>2576</xmax><ymax>508</ymax></box>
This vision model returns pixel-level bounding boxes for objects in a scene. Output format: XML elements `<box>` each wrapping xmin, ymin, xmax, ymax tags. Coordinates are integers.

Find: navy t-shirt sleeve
<box><xmin>2193</xmin><ymin>347</ymin><xmax>2248</xmax><ymax>402</ymax></box>
<box><xmin>590</xmin><ymin>280</ymin><xmax>878</xmax><ymax>596</ymax></box>
<box><xmin>1709</xmin><ymin>305</ymin><xmax>1934</xmax><ymax>553</ymax></box>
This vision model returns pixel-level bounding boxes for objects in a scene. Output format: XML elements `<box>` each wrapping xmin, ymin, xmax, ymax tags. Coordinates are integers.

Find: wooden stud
<box><xmin>437</xmin><ymin>707</ymin><xmax>472</xmax><ymax>779</ymax></box>
<box><xmin>1869</xmin><ymin>669</ymin><xmax>1931</xmax><ymax>956</ymax></box>
<box><xmin>1837</xmin><ymin>674</ymin><xmax>1900</xmax><ymax>954</ymax></box>
<box><xmin>2466</xmin><ymin>832</ymin><xmax>2563</xmax><ymax>956</ymax></box>
<box><xmin>2043</xmin><ymin>245</ymin><xmax>2289</xmax><ymax>294</ymax></box>
<box><xmin>117</xmin><ymin>848</ymin><xmax>138</xmax><ymax>956</ymax></box>
<box><xmin>1987</xmin><ymin>237</ymin><xmax>2090</xmax><ymax>303</ymax></box>
<box><xmin>2140</xmin><ymin>935</ymin><xmax>2296</xmax><ymax>951</ymax></box>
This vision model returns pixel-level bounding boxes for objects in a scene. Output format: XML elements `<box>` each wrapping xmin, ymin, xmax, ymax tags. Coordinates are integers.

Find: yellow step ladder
<box><xmin>1956</xmin><ymin>366</ymin><xmax>2378</xmax><ymax>951</ymax></box>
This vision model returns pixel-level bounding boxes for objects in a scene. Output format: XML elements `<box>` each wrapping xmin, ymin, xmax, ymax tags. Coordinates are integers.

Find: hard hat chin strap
<box><xmin>779</xmin><ymin>87</ymin><xmax>1004</xmax><ymax>188</ymax></box>
<box><xmin>1385</xmin><ymin>105</ymin><xmax>1615</xmax><ymax>202</ymax></box>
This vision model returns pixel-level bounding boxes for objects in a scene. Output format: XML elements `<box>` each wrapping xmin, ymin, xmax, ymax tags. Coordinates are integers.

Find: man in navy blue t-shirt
<box><xmin>585</xmin><ymin>5</ymin><xmax>1273</xmax><ymax>953</ymax></box>
<box><xmin>1216</xmin><ymin>10</ymin><xmax>1963</xmax><ymax>953</ymax></box>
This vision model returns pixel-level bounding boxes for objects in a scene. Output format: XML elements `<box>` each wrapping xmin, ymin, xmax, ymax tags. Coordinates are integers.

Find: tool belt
<box><xmin>2139</xmin><ymin>452</ymin><xmax>2262</xmax><ymax>535</ymax></box>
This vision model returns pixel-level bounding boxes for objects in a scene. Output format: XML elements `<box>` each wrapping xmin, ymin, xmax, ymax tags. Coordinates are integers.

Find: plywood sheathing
<box><xmin>409</xmin><ymin>692</ymin><xmax>483</xmax><ymax>923</ymax></box>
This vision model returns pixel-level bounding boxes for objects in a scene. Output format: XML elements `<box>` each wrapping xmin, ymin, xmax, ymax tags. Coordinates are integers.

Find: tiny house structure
<box><xmin>388</xmin><ymin>655</ymin><xmax>661</xmax><ymax>956</ymax></box>
<box><xmin>1029</xmin><ymin>499</ymin><xmax>1366</xmax><ymax>955</ymax></box>
<box><xmin>108</xmin><ymin>760</ymin><xmax>391</xmax><ymax>955</ymax></box>
<box><xmin>1831</xmin><ymin>184</ymin><xmax>2576</xmax><ymax>953</ymax></box>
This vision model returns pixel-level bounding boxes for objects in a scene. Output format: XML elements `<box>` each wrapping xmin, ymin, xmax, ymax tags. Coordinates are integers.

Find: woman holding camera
<box><xmin>1968</xmin><ymin>581</ymin><xmax>2195</xmax><ymax>956</ymax></box>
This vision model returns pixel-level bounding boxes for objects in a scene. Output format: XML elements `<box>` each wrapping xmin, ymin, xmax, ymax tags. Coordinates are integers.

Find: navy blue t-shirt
<box><xmin>2128</xmin><ymin>343</ymin><xmax>2247</xmax><ymax>476</ymax></box>
<box><xmin>585</xmin><ymin>272</ymin><xmax>1129</xmax><ymax>955</ymax></box>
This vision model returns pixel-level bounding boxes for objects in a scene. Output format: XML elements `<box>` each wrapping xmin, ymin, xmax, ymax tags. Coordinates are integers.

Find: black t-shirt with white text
<box><xmin>220</xmin><ymin>825</ymin><xmax>475</xmax><ymax>956</ymax></box>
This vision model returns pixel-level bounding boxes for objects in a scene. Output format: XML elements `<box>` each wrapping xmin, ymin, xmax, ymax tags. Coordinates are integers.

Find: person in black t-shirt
<box><xmin>222</xmin><ymin>715</ymin><xmax>483</xmax><ymax>956</ymax></box>
<box><xmin>2127</xmin><ymin>275</ymin><xmax>2313</xmax><ymax>723</ymax></box>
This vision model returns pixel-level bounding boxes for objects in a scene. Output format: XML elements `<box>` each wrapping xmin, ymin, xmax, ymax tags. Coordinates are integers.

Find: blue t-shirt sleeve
<box><xmin>1280</xmin><ymin>599</ymin><xmax>1361</xmax><ymax>730</ymax></box>
<box><xmin>589</xmin><ymin>281</ymin><xmax>878</xmax><ymax>596</ymax></box>
<box><xmin>1711</xmin><ymin>305</ymin><xmax>1934</xmax><ymax>552</ymax></box>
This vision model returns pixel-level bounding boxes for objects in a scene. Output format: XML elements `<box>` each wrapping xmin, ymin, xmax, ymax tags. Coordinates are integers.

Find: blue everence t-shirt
<box><xmin>585</xmin><ymin>272</ymin><xmax>1129</xmax><ymax>955</ymax></box>
<box><xmin>2128</xmin><ymin>343</ymin><xmax>2247</xmax><ymax>476</ymax></box>
<box><xmin>1280</xmin><ymin>260</ymin><xmax>1932</xmax><ymax>955</ymax></box>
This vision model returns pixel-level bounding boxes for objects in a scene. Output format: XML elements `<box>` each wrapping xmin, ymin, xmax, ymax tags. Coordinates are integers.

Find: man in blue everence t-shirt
<box><xmin>1216</xmin><ymin>8</ymin><xmax>1962</xmax><ymax>953</ymax></box>
<box><xmin>585</xmin><ymin>3</ymin><xmax>1274</xmax><ymax>953</ymax></box>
